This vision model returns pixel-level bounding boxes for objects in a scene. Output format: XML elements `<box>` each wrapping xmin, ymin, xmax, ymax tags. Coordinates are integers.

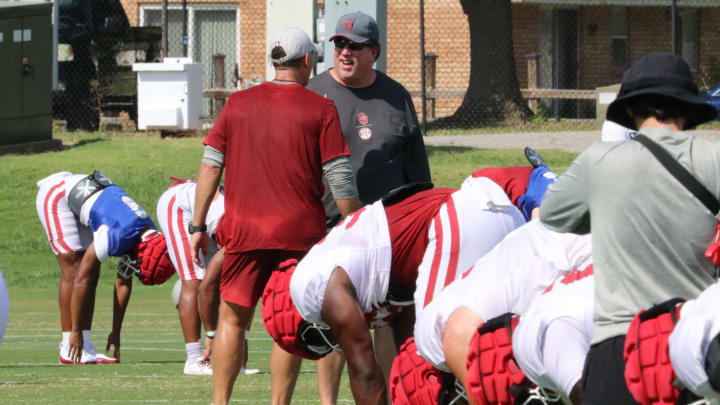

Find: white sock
<box><xmin>186</xmin><ymin>341</ymin><xmax>202</xmax><ymax>362</ymax></box>
<box><xmin>62</xmin><ymin>332</ymin><xmax>70</xmax><ymax>343</ymax></box>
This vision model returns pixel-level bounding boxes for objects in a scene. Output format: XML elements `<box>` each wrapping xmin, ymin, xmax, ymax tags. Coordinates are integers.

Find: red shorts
<box><xmin>220</xmin><ymin>249</ymin><xmax>305</xmax><ymax>308</ymax></box>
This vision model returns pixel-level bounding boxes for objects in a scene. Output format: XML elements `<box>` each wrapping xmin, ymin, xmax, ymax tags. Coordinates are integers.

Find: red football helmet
<box><xmin>465</xmin><ymin>313</ymin><xmax>528</xmax><ymax>405</ymax></box>
<box><xmin>126</xmin><ymin>231</ymin><xmax>175</xmax><ymax>285</ymax></box>
<box><xmin>624</xmin><ymin>298</ymin><xmax>687</xmax><ymax>405</ymax></box>
<box><xmin>261</xmin><ymin>259</ymin><xmax>338</xmax><ymax>360</ymax></box>
<box><xmin>390</xmin><ymin>337</ymin><xmax>466</xmax><ymax>405</ymax></box>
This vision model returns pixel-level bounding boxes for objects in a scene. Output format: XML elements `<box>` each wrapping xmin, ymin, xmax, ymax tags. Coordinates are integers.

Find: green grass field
<box><xmin>0</xmin><ymin>131</ymin><xmax>577</xmax><ymax>404</ymax></box>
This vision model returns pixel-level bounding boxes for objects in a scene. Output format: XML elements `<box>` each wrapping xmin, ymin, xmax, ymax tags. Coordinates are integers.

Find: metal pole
<box><xmin>162</xmin><ymin>0</ymin><xmax>168</xmax><ymax>58</ymax></box>
<box><xmin>183</xmin><ymin>0</ymin><xmax>188</xmax><ymax>57</ymax></box>
<box><xmin>419</xmin><ymin>0</ymin><xmax>427</xmax><ymax>135</ymax></box>
<box><xmin>671</xmin><ymin>0</ymin><xmax>678</xmax><ymax>55</ymax></box>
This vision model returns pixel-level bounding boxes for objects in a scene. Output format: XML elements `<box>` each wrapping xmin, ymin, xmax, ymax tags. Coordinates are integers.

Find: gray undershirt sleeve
<box><xmin>323</xmin><ymin>156</ymin><xmax>358</xmax><ymax>200</ymax></box>
<box><xmin>202</xmin><ymin>145</ymin><xmax>225</xmax><ymax>168</ymax></box>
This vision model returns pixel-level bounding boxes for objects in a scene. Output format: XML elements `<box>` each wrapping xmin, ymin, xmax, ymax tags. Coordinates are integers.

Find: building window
<box><xmin>611</xmin><ymin>8</ymin><xmax>628</xmax><ymax>69</ymax></box>
<box><xmin>679</xmin><ymin>9</ymin><xmax>698</xmax><ymax>71</ymax></box>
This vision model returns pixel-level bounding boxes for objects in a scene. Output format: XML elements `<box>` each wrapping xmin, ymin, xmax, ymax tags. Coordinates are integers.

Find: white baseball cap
<box><xmin>269</xmin><ymin>28</ymin><xmax>322</xmax><ymax>64</ymax></box>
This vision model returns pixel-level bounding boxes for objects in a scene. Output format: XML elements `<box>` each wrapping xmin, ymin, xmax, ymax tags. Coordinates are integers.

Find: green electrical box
<box><xmin>0</xmin><ymin>1</ymin><xmax>58</xmax><ymax>153</ymax></box>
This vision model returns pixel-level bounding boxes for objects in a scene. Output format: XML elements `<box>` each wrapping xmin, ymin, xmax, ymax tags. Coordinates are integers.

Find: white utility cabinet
<box><xmin>133</xmin><ymin>57</ymin><xmax>203</xmax><ymax>130</ymax></box>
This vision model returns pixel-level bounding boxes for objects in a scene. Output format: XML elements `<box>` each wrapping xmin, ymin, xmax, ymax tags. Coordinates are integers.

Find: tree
<box><xmin>432</xmin><ymin>0</ymin><xmax>533</xmax><ymax>128</ymax></box>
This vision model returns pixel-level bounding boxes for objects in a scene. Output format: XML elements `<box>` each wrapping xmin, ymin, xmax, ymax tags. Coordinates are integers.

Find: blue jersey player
<box><xmin>36</xmin><ymin>171</ymin><xmax>175</xmax><ymax>364</ymax></box>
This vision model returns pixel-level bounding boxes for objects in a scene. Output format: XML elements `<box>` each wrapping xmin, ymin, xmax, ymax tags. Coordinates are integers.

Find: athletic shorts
<box><xmin>157</xmin><ymin>186</ymin><xmax>220</xmax><ymax>281</ymax></box>
<box><xmin>220</xmin><ymin>249</ymin><xmax>305</xmax><ymax>308</ymax></box>
<box><xmin>579</xmin><ymin>335</ymin><xmax>636</xmax><ymax>405</ymax></box>
<box><xmin>413</xmin><ymin>180</ymin><xmax>526</xmax><ymax>315</ymax></box>
<box><xmin>36</xmin><ymin>172</ymin><xmax>92</xmax><ymax>255</ymax></box>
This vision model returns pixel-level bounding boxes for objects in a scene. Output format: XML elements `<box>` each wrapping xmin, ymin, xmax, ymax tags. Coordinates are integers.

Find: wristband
<box><xmin>188</xmin><ymin>223</ymin><xmax>207</xmax><ymax>234</ymax></box>
<box><xmin>206</xmin><ymin>330</ymin><xmax>216</xmax><ymax>339</ymax></box>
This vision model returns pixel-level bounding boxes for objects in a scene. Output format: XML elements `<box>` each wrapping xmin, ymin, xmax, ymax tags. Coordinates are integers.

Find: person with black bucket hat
<box><xmin>539</xmin><ymin>52</ymin><xmax>720</xmax><ymax>404</ymax></box>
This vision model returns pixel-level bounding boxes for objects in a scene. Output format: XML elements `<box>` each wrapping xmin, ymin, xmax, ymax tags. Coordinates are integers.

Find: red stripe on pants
<box><xmin>166</xmin><ymin>195</ymin><xmax>186</xmax><ymax>278</ymax></box>
<box><xmin>442</xmin><ymin>197</ymin><xmax>460</xmax><ymax>287</ymax></box>
<box><xmin>423</xmin><ymin>214</ymin><xmax>444</xmax><ymax>307</ymax></box>
<box><xmin>177</xmin><ymin>204</ymin><xmax>196</xmax><ymax>279</ymax></box>
<box><xmin>44</xmin><ymin>182</ymin><xmax>72</xmax><ymax>253</ymax></box>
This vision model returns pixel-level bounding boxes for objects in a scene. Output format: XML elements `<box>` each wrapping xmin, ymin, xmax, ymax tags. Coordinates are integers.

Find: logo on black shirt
<box><xmin>356</xmin><ymin>112</ymin><xmax>372</xmax><ymax>140</ymax></box>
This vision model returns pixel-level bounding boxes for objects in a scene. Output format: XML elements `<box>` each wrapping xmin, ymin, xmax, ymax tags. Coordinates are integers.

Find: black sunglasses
<box><xmin>333</xmin><ymin>38</ymin><xmax>368</xmax><ymax>51</ymax></box>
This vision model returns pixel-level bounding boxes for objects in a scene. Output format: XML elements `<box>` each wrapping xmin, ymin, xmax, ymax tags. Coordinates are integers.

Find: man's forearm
<box><xmin>112</xmin><ymin>276</ymin><xmax>132</xmax><ymax>333</ymax></box>
<box><xmin>346</xmin><ymin>363</ymin><xmax>388</xmax><ymax>405</ymax></box>
<box><xmin>336</xmin><ymin>197</ymin><xmax>360</xmax><ymax>218</ymax></box>
<box><xmin>193</xmin><ymin>163</ymin><xmax>223</xmax><ymax>226</ymax></box>
<box><xmin>71</xmin><ymin>247</ymin><xmax>100</xmax><ymax>332</ymax></box>
<box><xmin>71</xmin><ymin>280</ymin><xmax>91</xmax><ymax>333</ymax></box>
<box><xmin>322</xmin><ymin>268</ymin><xmax>387</xmax><ymax>404</ymax></box>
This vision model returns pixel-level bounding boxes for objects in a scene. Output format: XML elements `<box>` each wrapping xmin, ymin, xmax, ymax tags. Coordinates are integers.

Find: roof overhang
<box><xmin>511</xmin><ymin>0</ymin><xmax>720</xmax><ymax>6</ymax></box>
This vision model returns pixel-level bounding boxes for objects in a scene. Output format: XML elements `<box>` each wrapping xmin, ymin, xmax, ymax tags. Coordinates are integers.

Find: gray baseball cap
<box><xmin>269</xmin><ymin>28</ymin><xmax>322</xmax><ymax>63</ymax></box>
<box><xmin>329</xmin><ymin>11</ymin><xmax>379</xmax><ymax>44</ymax></box>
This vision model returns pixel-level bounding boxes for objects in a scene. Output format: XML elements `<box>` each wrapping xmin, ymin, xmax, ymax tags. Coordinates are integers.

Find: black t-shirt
<box><xmin>307</xmin><ymin>70</ymin><xmax>432</xmax><ymax>226</ymax></box>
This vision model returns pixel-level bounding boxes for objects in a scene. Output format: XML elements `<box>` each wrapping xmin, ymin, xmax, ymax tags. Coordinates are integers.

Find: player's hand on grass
<box><xmin>68</xmin><ymin>331</ymin><xmax>84</xmax><ymax>363</ymax></box>
<box><xmin>106</xmin><ymin>330</ymin><xmax>121</xmax><ymax>362</ymax></box>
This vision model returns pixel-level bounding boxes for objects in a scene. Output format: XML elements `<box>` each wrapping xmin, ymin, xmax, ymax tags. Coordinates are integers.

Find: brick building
<box><xmin>118</xmin><ymin>0</ymin><xmax>720</xmax><ymax>120</ymax></box>
<box><xmin>390</xmin><ymin>0</ymin><xmax>720</xmax><ymax>119</ymax></box>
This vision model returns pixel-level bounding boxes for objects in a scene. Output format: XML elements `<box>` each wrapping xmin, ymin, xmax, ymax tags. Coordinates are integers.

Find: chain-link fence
<box><xmin>54</xmin><ymin>0</ymin><xmax>161</xmax><ymax>131</ymax></box>
<box><xmin>54</xmin><ymin>0</ymin><xmax>720</xmax><ymax>133</ymax></box>
<box><xmin>397</xmin><ymin>0</ymin><xmax>720</xmax><ymax>133</ymax></box>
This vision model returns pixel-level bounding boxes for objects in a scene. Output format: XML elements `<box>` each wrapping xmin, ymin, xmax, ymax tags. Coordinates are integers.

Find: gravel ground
<box><xmin>424</xmin><ymin>129</ymin><xmax>720</xmax><ymax>153</ymax></box>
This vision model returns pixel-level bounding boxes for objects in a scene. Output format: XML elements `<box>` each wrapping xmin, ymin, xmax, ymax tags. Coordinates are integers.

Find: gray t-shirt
<box><xmin>307</xmin><ymin>70</ymin><xmax>432</xmax><ymax>226</ymax></box>
<box><xmin>540</xmin><ymin>126</ymin><xmax>720</xmax><ymax>344</ymax></box>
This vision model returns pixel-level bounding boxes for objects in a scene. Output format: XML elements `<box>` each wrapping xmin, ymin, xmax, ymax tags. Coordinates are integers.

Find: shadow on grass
<box><xmin>133</xmin><ymin>360</ymin><xmax>185</xmax><ymax>365</ymax></box>
<box><xmin>426</xmin><ymin>145</ymin><xmax>478</xmax><ymax>157</ymax></box>
<box><xmin>64</xmin><ymin>138</ymin><xmax>108</xmax><ymax>150</ymax></box>
<box><xmin>0</xmin><ymin>364</ymin><xmax>66</xmax><ymax>369</ymax></box>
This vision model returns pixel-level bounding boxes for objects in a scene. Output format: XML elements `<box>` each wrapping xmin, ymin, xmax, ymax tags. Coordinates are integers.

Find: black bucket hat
<box><xmin>607</xmin><ymin>52</ymin><xmax>717</xmax><ymax>130</ymax></box>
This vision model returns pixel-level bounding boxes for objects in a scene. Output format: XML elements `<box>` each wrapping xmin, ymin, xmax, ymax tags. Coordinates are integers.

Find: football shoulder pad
<box><xmin>465</xmin><ymin>313</ymin><xmax>527</xmax><ymax>405</ymax></box>
<box><xmin>624</xmin><ymin>298</ymin><xmax>689</xmax><ymax>405</ymax></box>
<box><xmin>390</xmin><ymin>337</ymin><xmax>465</xmax><ymax>405</ymax></box>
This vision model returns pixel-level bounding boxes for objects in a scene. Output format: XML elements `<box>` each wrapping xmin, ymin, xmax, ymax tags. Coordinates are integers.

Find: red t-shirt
<box><xmin>204</xmin><ymin>82</ymin><xmax>349</xmax><ymax>253</ymax></box>
<box><xmin>472</xmin><ymin>166</ymin><xmax>532</xmax><ymax>210</ymax></box>
<box><xmin>384</xmin><ymin>188</ymin><xmax>455</xmax><ymax>290</ymax></box>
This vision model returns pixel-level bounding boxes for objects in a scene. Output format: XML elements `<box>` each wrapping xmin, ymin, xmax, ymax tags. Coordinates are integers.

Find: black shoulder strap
<box><xmin>634</xmin><ymin>134</ymin><xmax>720</xmax><ymax>215</ymax></box>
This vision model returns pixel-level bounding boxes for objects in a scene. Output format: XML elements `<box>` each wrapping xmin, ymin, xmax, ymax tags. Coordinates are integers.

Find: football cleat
<box><xmin>184</xmin><ymin>358</ymin><xmax>213</xmax><ymax>376</ymax></box>
<box><xmin>94</xmin><ymin>352</ymin><xmax>119</xmax><ymax>364</ymax></box>
<box><xmin>84</xmin><ymin>341</ymin><xmax>119</xmax><ymax>364</ymax></box>
<box><xmin>58</xmin><ymin>341</ymin><xmax>99</xmax><ymax>365</ymax></box>
<box><xmin>239</xmin><ymin>368</ymin><xmax>261</xmax><ymax>375</ymax></box>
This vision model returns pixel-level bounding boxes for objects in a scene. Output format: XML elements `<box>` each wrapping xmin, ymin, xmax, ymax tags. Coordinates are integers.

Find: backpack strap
<box><xmin>634</xmin><ymin>134</ymin><xmax>719</xmax><ymax>215</ymax></box>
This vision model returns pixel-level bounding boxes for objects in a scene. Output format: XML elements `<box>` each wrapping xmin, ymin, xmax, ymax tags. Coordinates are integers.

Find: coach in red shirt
<box><xmin>190</xmin><ymin>28</ymin><xmax>359</xmax><ymax>405</ymax></box>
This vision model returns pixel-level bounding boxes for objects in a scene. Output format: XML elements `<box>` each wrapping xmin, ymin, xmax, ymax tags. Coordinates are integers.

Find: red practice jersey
<box><xmin>204</xmin><ymin>82</ymin><xmax>349</xmax><ymax>253</ymax></box>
